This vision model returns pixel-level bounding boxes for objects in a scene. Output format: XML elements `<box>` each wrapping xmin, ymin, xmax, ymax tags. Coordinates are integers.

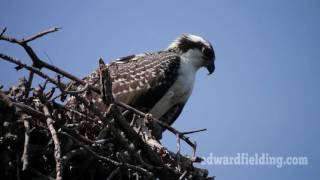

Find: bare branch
<box><xmin>21</xmin><ymin>114</ymin><xmax>31</xmax><ymax>171</ymax></box>
<box><xmin>0</xmin><ymin>53</ymin><xmax>66</xmax><ymax>89</ymax></box>
<box><xmin>181</xmin><ymin>128</ymin><xmax>207</xmax><ymax>135</ymax></box>
<box><xmin>176</xmin><ymin>134</ymin><xmax>181</xmax><ymax>171</ymax></box>
<box><xmin>43</xmin><ymin>105</ymin><xmax>63</xmax><ymax>180</ymax></box>
<box><xmin>22</xmin><ymin>27</ymin><xmax>61</xmax><ymax>43</ymax></box>
<box><xmin>24</xmin><ymin>71</ymin><xmax>34</xmax><ymax>98</ymax></box>
<box><xmin>179</xmin><ymin>170</ymin><xmax>188</xmax><ymax>180</ymax></box>
<box><xmin>0</xmin><ymin>33</ymin><xmax>20</xmax><ymax>43</ymax></box>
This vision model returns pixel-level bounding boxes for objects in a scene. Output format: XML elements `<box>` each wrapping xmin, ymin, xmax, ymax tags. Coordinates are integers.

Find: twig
<box><xmin>0</xmin><ymin>27</ymin><xmax>7</xmax><ymax>37</ymax></box>
<box><xmin>106</xmin><ymin>167</ymin><xmax>120</xmax><ymax>180</ymax></box>
<box><xmin>181</xmin><ymin>128</ymin><xmax>207</xmax><ymax>135</ymax></box>
<box><xmin>11</xmin><ymin>101</ymin><xmax>46</xmax><ymax>122</ymax></box>
<box><xmin>176</xmin><ymin>134</ymin><xmax>181</xmax><ymax>172</ymax></box>
<box><xmin>99</xmin><ymin>59</ymin><xmax>107</xmax><ymax>102</ymax></box>
<box><xmin>24</xmin><ymin>71</ymin><xmax>34</xmax><ymax>98</ymax></box>
<box><xmin>179</xmin><ymin>170</ymin><xmax>188</xmax><ymax>180</ymax></box>
<box><xmin>192</xmin><ymin>141</ymin><xmax>197</xmax><ymax>161</ymax></box>
<box><xmin>60</xmin><ymin>127</ymin><xmax>95</xmax><ymax>145</ymax></box>
<box><xmin>21</xmin><ymin>114</ymin><xmax>31</xmax><ymax>171</ymax></box>
<box><xmin>43</xmin><ymin>105</ymin><xmax>63</xmax><ymax>180</ymax></box>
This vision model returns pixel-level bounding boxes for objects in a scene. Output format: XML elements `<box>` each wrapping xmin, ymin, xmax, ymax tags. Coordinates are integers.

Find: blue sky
<box><xmin>1</xmin><ymin>0</ymin><xmax>319</xmax><ymax>179</ymax></box>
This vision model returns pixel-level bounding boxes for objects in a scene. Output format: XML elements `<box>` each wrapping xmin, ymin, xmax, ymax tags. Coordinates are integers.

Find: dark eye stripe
<box><xmin>202</xmin><ymin>47</ymin><xmax>213</xmax><ymax>59</ymax></box>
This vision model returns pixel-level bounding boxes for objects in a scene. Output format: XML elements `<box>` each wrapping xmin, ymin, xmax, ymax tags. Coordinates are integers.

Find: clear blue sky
<box><xmin>1</xmin><ymin>0</ymin><xmax>319</xmax><ymax>179</ymax></box>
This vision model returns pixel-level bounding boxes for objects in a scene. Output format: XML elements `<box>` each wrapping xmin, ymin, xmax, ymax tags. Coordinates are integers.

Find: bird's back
<box><xmin>67</xmin><ymin>51</ymin><xmax>181</xmax><ymax>114</ymax></box>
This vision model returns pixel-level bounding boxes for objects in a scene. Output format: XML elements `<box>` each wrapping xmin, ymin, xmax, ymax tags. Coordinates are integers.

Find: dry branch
<box><xmin>21</xmin><ymin>115</ymin><xmax>31</xmax><ymax>171</ymax></box>
<box><xmin>42</xmin><ymin>105</ymin><xmax>62</xmax><ymax>180</ymax></box>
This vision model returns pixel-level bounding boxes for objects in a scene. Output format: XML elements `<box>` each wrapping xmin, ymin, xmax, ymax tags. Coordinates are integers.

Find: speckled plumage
<box><xmin>79</xmin><ymin>51</ymin><xmax>181</xmax><ymax>112</ymax></box>
<box><xmin>66</xmin><ymin>34</ymin><xmax>215</xmax><ymax>139</ymax></box>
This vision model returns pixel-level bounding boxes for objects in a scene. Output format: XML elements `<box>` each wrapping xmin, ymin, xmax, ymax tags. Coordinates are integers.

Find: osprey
<box><xmin>68</xmin><ymin>34</ymin><xmax>215</xmax><ymax>139</ymax></box>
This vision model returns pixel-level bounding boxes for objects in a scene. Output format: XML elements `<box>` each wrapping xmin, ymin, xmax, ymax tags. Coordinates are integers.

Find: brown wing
<box><xmin>109</xmin><ymin>51</ymin><xmax>181</xmax><ymax>112</ymax></box>
<box><xmin>70</xmin><ymin>51</ymin><xmax>181</xmax><ymax>114</ymax></box>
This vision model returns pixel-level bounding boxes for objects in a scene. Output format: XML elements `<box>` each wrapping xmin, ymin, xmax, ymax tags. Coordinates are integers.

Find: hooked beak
<box><xmin>206</xmin><ymin>60</ymin><xmax>215</xmax><ymax>75</ymax></box>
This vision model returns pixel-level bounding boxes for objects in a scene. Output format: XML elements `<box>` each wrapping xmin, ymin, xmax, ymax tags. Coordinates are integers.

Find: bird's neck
<box><xmin>180</xmin><ymin>49</ymin><xmax>204</xmax><ymax>72</ymax></box>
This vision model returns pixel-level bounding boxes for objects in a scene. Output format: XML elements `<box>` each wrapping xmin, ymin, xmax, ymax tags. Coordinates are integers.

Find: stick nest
<box><xmin>0</xmin><ymin>27</ymin><xmax>213</xmax><ymax>180</ymax></box>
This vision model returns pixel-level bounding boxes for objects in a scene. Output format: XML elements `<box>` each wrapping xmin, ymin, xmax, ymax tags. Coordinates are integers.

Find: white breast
<box><xmin>149</xmin><ymin>50</ymin><xmax>201</xmax><ymax>119</ymax></box>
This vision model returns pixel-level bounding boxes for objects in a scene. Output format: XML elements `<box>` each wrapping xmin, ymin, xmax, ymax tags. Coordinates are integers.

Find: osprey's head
<box><xmin>167</xmin><ymin>34</ymin><xmax>215</xmax><ymax>74</ymax></box>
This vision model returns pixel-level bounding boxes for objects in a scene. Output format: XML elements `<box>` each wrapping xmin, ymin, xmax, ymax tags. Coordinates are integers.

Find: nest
<box><xmin>0</xmin><ymin>27</ymin><xmax>213</xmax><ymax>180</ymax></box>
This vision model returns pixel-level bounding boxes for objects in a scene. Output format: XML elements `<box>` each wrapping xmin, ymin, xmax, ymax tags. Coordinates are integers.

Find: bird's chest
<box><xmin>149</xmin><ymin>65</ymin><xmax>196</xmax><ymax>119</ymax></box>
<box><xmin>167</xmin><ymin>72</ymin><xmax>195</xmax><ymax>103</ymax></box>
